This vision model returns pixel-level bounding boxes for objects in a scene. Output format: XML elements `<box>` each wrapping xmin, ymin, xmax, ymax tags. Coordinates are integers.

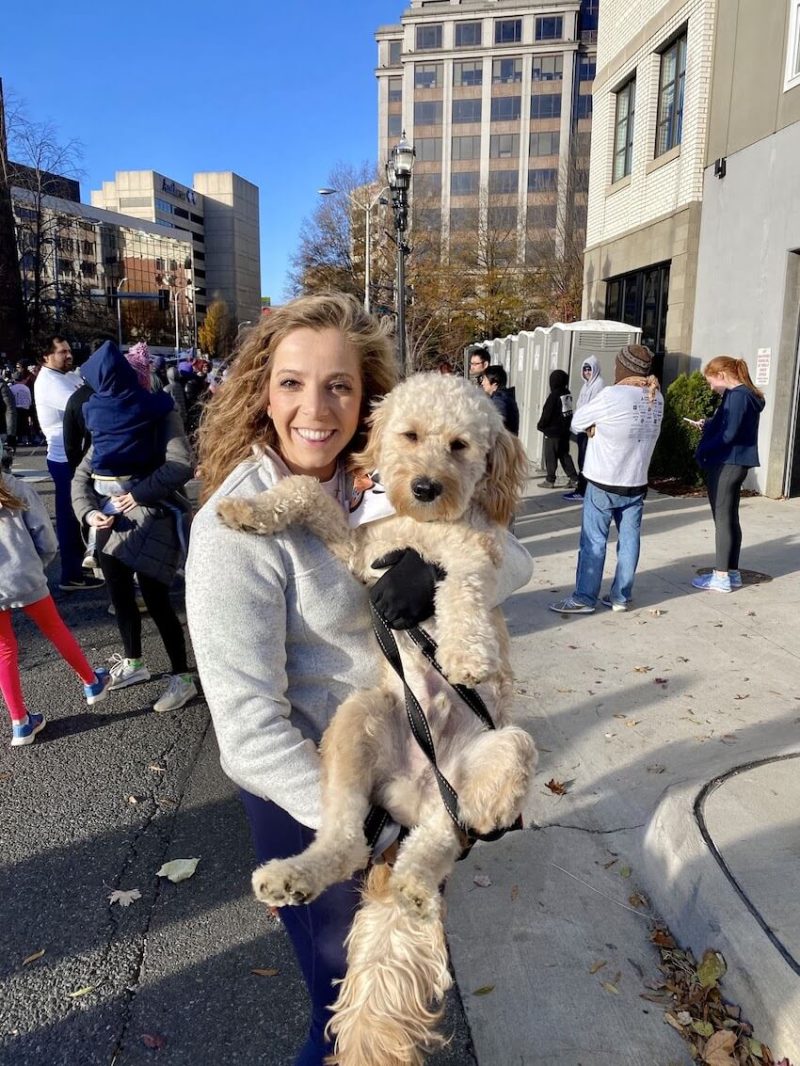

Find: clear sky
<box><xmin>0</xmin><ymin>0</ymin><xmax>404</xmax><ymax>302</ymax></box>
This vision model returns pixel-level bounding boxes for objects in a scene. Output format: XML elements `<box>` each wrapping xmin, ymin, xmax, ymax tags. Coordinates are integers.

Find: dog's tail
<box><xmin>325</xmin><ymin>864</ymin><xmax>452</xmax><ymax>1066</ymax></box>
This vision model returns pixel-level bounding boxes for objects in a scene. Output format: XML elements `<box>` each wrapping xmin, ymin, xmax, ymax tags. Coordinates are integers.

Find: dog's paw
<box><xmin>217</xmin><ymin>497</ymin><xmax>277</xmax><ymax>534</ymax></box>
<box><xmin>251</xmin><ymin>859</ymin><xmax>322</xmax><ymax>907</ymax></box>
<box><xmin>391</xmin><ymin>872</ymin><xmax>440</xmax><ymax>922</ymax></box>
<box><xmin>437</xmin><ymin>643</ymin><xmax>493</xmax><ymax>687</ymax></box>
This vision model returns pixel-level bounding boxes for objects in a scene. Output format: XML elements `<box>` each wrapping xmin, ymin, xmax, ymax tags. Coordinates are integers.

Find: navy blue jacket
<box><xmin>490</xmin><ymin>387</ymin><xmax>520</xmax><ymax>436</ymax></box>
<box><xmin>695</xmin><ymin>385</ymin><xmax>764</xmax><ymax>469</ymax></box>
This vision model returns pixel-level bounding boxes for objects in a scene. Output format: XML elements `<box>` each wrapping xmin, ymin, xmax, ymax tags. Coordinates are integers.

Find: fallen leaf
<box><xmin>128</xmin><ymin>795</ymin><xmax>139</xmax><ymax>805</ymax></box>
<box><xmin>148</xmin><ymin>765</ymin><xmax>166</xmax><ymax>773</ymax></box>
<box><xmin>589</xmin><ymin>960</ymin><xmax>607</xmax><ymax>974</ymax></box>
<box><xmin>251</xmin><ymin>967</ymin><xmax>279</xmax><ymax>977</ymax></box>
<box><xmin>692</xmin><ymin>1020</ymin><xmax>715</xmax><ymax>1037</ymax></box>
<box><xmin>472</xmin><ymin>984</ymin><xmax>495</xmax><ymax>996</ymax></box>
<box><xmin>473</xmin><ymin>873</ymin><xmax>492</xmax><ymax>888</ymax></box>
<box><xmin>677</xmin><ymin>1011</ymin><xmax>692</xmax><ymax>1025</ymax></box>
<box><xmin>677</xmin><ymin>656</ymin><xmax>689</xmax><ymax>662</ymax></box>
<box><xmin>602</xmin><ymin>858</ymin><xmax>617</xmax><ymax>869</ymax></box>
<box><xmin>664</xmin><ymin>1012</ymin><xmax>685</xmax><ymax>1033</ymax></box>
<box><xmin>650</xmin><ymin>928</ymin><xmax>676</xmax><ymax>948</ymax></box>
<box><xmin>628</xmin><ymin>893</ymin><xmax>648</xmax><ymax>908</ymax></box>
<box><xmin>510</xmin><ymin>885</ymin><xmax>519</xmax><ymax>902</ymax></box>
<box><xmin>702</xmin><ymin>1029</ymin><xmax>736</xmax><ymax>1065</ymax></box>
<box><xmin>566</xmin><ymin>644</ymin><xmax>578</xmax><ymax>650</ymax></box>
<box><xmin>647</xmin><ymin>764</ymin><xmax>666</xmax><ymax>774</ymax></box>
<box><xmin>719</xmin><ymin>734</ymin><xmax>739</xmax><ymax>744</ymax></box>
<box><xmin>67</xmin><ymin>986</ymin><xmax>94</xmax><ymax>998</ymax></box>
<box><xmin>22</xmin><ymin>949</ymin><xmax>45</xmax><ymax>966</ymax></box>
<box><xmin>619</xmin><ymin>866</ymin><xmax>632</xmax><ymax>878</ymax></box>
<box><xmin>654</xmin><ymin>677</ymin><xmax>669</xmax><ymax>685</ymax></box>
<box><xmin>648</xmin><ymin>608</ymin><xmax>663</xmax><ymax>616</ymax></box>
<box><xmin>613</xmin><ymin>713</ymin><xmax>627</xmax><ymax>719</ymax></box>
<box><xmin>634</xmin><ymin>665</ymin><xmax>653</xmax><ymax>673</ymax></box>
<box><xmin>545</xmin><ymin>779</ymin><xmax>568</xmax><ymax>795</ymax></box>
<box><xmin>142</xmin><ymin>1033</ymin><xmax>167</xmax><ymax>1049</ymax></box>
<box><xmin>601</xmin><ymin>980</ymin><xmax>619</xmax><ymax>995</ymax></box>
<box><xmin>697</xmin><ymin>950</ymin><xmax>726</xmax><ymax>989</ymax></box>
<box><xmin>156</xmin><ymin>857</ymin><xmax>200</xmax><ymax>883</ymax></box>
<box><xmin>108</xmin><ymin>889</ymin><xmax>142</xmax><ymax>908</ymax></box>
<box><xmin>624</xmin><ymin>719</ymin><xmax>640</xmax><ymax>728</ymax></box>
<box><xmin>733</xmin><ymin>694</ymin><xmax>749</xmax><ymax>700</ymax></box>
<box><xmin>746</xmin><ymin>1038</ymin><xmax>763</xmax><ymax>1059</ymax></box>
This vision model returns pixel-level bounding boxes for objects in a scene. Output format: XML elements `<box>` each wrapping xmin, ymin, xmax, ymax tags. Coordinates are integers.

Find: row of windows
<box><xmin>411</xmin><ymin>15</ymin><xmax>564</xmax><ymax>53</ymax></box>
<box><xmin>413</xmin><ymin>93</ymin><xmax>564</xmax><ymax>125</ymax></box>
<box><xmin>415</xmin><ymin>130</ymin><xmax>561</xmax><ymax>161</ymax></box>
<box><xmin>612</xmin><ymin>31</ymin><xmax>686</xmax><ymax>182</ymax></box>
<box><xmin>449</xmin><ymin>169</ymin><xmax>558</xmax><ymax>194</ymax></box>
<box><xmin>448</xmin><ymin>203</ymin><xmax>557</xmax><ymax>229</ymax></box>
<box><xmin>411</xmin><ymin>54</ymin><xmax>566</xmax><ymax>90</ymax></box>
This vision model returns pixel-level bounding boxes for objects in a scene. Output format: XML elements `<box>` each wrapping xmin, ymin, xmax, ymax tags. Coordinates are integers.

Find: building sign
<box><xmin>161</xmin><ymin>177</ymin><xmax>198</xmax><ymax>206</ymax></box>
<box><xmin>755</xmin><ymin>348</ymin><xmax>771</xmax><ymax>388</ymax></box>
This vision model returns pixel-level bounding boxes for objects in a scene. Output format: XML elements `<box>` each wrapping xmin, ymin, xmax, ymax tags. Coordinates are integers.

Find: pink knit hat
<box><xmin>126</xmin><ymin>342</ymin><xmax>152</xmax><ymax>390</ymax></box>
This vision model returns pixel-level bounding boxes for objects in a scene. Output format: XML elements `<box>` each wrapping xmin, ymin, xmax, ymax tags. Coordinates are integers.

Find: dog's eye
<box><xmin>402</xmin><ymin>431</ymin><xmax>418</xmax><ymax>443</ymax></box>
<box><xmin>450</xmin><ymin>439</ymin><xmax>467</xmax><ymax>452</ymax></box>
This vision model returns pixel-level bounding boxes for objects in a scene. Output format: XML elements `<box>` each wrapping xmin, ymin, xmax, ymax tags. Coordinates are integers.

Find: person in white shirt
<box><xmin>549</xmin><ymin>344</ymin><xmax>663</xmax><ymax>614</ymax></box>
<box><xmin>33</xmin><ymin>337</ymin><xmax>103</xmax><ymax>591</ymax></box>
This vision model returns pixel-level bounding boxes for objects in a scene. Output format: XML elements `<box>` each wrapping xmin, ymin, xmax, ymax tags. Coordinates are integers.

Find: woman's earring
<box><xmin>266</xmin><ymin>406</ymin><xmax>272</xmax><ymax>418</ymax></box>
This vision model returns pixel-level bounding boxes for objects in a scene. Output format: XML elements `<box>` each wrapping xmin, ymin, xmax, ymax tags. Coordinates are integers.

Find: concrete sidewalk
<box><xmin>447</xmin><ymin>481</ymin><xmax>800</xmax><ymax>1065</ymax></box>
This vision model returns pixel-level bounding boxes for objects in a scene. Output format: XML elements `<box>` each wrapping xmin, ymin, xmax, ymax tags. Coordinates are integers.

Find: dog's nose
<box><xmin>411</xmin><ymin>477</ymin><xmax>443</xmax><ymax>502</ymax></box>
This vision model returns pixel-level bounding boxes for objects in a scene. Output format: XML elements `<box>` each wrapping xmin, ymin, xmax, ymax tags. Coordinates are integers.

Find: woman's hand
<box><xmin>369</xmin><ymin>548</ymin><xmax>446</xmax><ymax>629</ymax></box>
<box><xmin>112</xmin><ymin>492</ymin><xmax>138</xmax><ymax>514</ymax></box>
<box><xmin>87</xmin><ymin>511</ymin><xmax>115</xmax><ymax>529</ymax></box>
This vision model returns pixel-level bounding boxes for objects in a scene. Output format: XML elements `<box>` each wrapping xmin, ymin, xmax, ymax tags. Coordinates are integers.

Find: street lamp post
<box><xmin>116</xmin><ymin>276</ymin><xmax>128</xmax><ymax>347</ymax></box>
<box><xmin>318</xmin><ymin>185</ymin><xmax>389</xmax><ymax>313</ymax></box>
<box><xmin>385</xmin><ymin>133</ymin><xmax>415</xmax><ymax>374</ymax></box>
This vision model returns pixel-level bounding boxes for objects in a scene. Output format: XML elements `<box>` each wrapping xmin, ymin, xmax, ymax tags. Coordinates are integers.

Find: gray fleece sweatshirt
<box><xmin>0</xmin><ymin>474</ymin><xmax>58</xmax><ymax>610</ymax></box>
<box><xmin>185</xmin><ymin>451</ymin><xmax>533</xmax><ymax>830</ymax></box>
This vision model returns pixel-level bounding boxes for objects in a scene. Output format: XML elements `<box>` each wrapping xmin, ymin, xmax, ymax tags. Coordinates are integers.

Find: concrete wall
<box><xmin>193</xmin><ymin>172</ymin><xmax>261</xmax><ymax>326</ymax></box>
<box><xmin>691</xmin><ymin>121</ymin><xmax>800</xmax><ymax>497</ymax></box>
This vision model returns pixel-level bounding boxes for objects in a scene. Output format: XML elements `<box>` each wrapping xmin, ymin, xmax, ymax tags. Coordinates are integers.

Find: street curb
<box><xmin>642</xmin><ymin>755</ymin><xmax>800</xmax><ymax>1061</ymax></box>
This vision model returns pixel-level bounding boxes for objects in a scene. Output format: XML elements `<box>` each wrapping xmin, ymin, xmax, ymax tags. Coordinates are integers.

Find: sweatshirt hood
<box><xmin>732</xmin><ymin>384</ymin><xmax>765</xmax><ymax>413</ymax></box>
<box><xmin>580</xmin><ymin>355</ymin><xmax>600</xmax><ymax>381</ymax></box>
<box><xmin>549</xmin><ymin>369</ymin><xmax>569</xmax><ymax>391</ymax></box>
<box><xmin>80</xmin><ymin>341</ymin><xmax>139</xmax><ymax>397</ymax></box>
<box><xmin>577</xmin><ymin>354</ymin><xmax>605</xmax><ymax>406</ymax></box>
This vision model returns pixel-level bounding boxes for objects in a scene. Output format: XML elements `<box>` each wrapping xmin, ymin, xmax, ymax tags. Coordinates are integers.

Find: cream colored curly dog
<box><xmin>218</xmin><ymin>372</ymin><xmax>537</xmax><ymax>1066</ymax></box>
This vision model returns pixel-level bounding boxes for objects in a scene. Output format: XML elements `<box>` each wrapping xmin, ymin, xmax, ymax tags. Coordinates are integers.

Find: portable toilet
<box><xmin>564</xmin><ymin>321</ymin><xmax>642</xmax><ymax>404</ymax></box>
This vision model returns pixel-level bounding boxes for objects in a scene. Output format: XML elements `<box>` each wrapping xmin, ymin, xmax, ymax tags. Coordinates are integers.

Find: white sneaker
<box><xmin>153</xmin><ymin>674</ymin><xmax>197</xmax><ymax>713</ymax></box>
<box><xmin>82</xmin><ymin>551</ymin><xmax>98</xmax><ymax>570</ymax></box>
<box><xmin>108</xmin><ymin>654</ymin><xmax>151</xmax><ymax>690</ymax></box>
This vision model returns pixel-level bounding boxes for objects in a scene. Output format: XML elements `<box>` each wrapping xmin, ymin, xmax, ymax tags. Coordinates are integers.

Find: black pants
<box><xmin>575</xmin><ymin>432</ymin><xmax>589</xmax><ymax>495</ymax></box>
<box><xmin>544</xmin><ymin>436</ymin><xmax>578</xmax><ymax>484</ymax></box>
<box><xmin>706</xmin><ymin>463</ymin><xmax>749</xmax><ymax>571</ymax></box>
<box><xmin>96</xmin><ymin>527</ymin><xmax>187</xmax><ymax>673</ymax></box>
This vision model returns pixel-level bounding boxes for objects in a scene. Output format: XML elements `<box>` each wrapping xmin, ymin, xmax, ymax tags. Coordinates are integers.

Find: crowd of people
<box><xmin>0</xmin><ymin>297</ymin><xmax>765</xmax><ymax>1065</ymax></box>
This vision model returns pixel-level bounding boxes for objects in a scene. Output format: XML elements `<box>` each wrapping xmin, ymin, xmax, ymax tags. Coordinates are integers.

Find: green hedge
<box><xmin>651</xmin><ymin>371</ymin><xmax>717</xmax><ymax>486</ymax></box>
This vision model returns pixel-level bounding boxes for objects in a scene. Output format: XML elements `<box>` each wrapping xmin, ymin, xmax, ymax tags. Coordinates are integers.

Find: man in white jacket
<box><xmin>34</xmin><ymin>337</ymin><xmax>103</xmax><ymax>591</ymax></box>
<box><xmin>550</xmin><ymin>344</ymin><xmax>663</xmax><ymax>614</ymax></box>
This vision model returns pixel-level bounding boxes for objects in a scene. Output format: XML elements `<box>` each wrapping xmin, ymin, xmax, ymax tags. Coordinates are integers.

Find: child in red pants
<box><xmin>0</xmin><ymin>463</ymin><xmax>111</xmax><ymax>747</ymax></box>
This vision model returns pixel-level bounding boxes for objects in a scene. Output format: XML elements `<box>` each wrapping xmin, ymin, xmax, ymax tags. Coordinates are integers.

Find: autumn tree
<box><xmin>0</xmin><ymin>80</ymin><xmax>28</xmax><ymax>360</ymax></box>
<box><xmin>198</xmin><ymin>299</ymin><xmax>237</xmax><ymax>360</ymax></box>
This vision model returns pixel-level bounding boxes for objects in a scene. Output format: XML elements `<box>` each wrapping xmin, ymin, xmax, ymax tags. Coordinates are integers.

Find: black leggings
<box><xmin>706</xmin><ymin>463</ymin><xmax>749</xmax><ymax>571</ymax></box>
<box><xmin>544</xmin><ymin>436</ymin><xmax>578</xmax><ymax>483</ymax></box>
<box><xmin>96</xmin><ymin>527</ymin><xmax>187</xmax><ymax>673</ymax></box>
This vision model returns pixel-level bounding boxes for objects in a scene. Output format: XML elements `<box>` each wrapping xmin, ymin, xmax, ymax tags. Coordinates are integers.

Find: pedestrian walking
<box><xmin>692</xmin><ymin>356</ymin><xmax>765</xmax><ymax>594</ymax></box>
<box><xmin>563</xmin><ymin>355</ymin><xmax>605</xmax><ymax>501</ymax></box>
<box><xmin>71</xmin><ymin>341</ymin><xmax>197</xmax><ymax>712</ymax></box>
<box><xmin>549</xmin><ymin>344</ymin><xmax>664</xmax><ymax>614</ymax></box>
<box><xmin>0</xmin><ymin>452</ymin><xmax>111</xmax><ymax>748</ymax></box>
<box><xmin>0</xmin><ymin>373</ymin><xmax>18</xmax><ymax>463</ymax></box>
<box><xmin>185</xmin><ymin>293</ymin><xmax>532</xmax><ymax>1066</ymax></box>
<box><xmin>10</xmin><ymin>372</ymin><xmax>31</xmax><ymax>444</ymax></box>
<box><xmin>537</xmin><ymin>369</ymin><xmax>579</xmax><ymax>488</ymax></box>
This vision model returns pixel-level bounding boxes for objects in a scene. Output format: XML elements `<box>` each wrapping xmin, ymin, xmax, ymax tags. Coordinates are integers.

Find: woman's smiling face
<box><xmin>267</xmin><ymin>327</ymin><xmax>363</xmax><ymax>480</ymax></box>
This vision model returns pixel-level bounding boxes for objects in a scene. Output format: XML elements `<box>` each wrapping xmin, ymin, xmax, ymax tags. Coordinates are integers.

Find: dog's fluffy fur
<box><xmin>217</xmin><ymin>373</ymin><xmax>538</xmax><ymax>1065</ymax></box>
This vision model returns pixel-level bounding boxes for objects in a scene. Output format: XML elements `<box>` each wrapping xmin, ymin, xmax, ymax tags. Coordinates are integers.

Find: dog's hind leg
<box><xmin>252</xmin><ymin>688</ymin><xmax>393</xmax><ymax>908</ymax></box>
<box><xmin>454</xmin><ymin>726</ymin><xmax>538</xmax><ymax>837</ymax></box>
<box><xmin>388</xmin><ymin>802</ymin><xmax>464</xmax><ymax>921</ymax></box>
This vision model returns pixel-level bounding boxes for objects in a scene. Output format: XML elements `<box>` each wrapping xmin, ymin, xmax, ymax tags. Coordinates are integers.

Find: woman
<box><xmin>185</xmin><ymin>293</ymin><xmax>532</xmax><ymax>1065</ymax></box>
<box><xmin>692</xmin><ymin>356</ymin><xmax>765</xmax><ymax>594</ymax></box>
<box><xmin>71</xmin><ymin>346</ymin><xmax>197</xmax><ymax>713</ymax></box>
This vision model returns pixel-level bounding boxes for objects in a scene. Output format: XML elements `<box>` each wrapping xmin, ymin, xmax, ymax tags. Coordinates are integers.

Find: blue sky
<box><xmin>0</xmin><ymin>0</ymin><xmax>403</xmax><ymax>301</ymax></box>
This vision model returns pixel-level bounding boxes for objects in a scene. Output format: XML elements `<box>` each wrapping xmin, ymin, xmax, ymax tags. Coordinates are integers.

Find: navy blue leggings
<box><xmin>240</xmin><ymin>790</ymin><xmax>363</xmax><ymax>1066</ymax></box>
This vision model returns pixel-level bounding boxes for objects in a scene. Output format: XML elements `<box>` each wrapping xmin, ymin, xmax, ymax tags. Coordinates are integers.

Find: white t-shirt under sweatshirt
<box><xmin>572</xmin><ymin>384</ymin><xmax>664</xmax><ymax>490</ymax></box>
<box><xmin>33</xmin><ymin>366</ymin><xmax>82</xmax><ymax>463</ymax></box>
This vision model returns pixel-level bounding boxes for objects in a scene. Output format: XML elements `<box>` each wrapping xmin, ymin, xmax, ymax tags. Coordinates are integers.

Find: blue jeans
<box><xmin>574</xmin><ymin>482</ymin><xmax>645</xmax><ymax>606</ymax></box>
<box><xmin>47</xmin><ymin>459</ymin><xmax>85</xmax><ymax>583</ymax></box>
<box><xmin>240</xmin><ymin>790</ymin><xmax>363</xmax><ymax>1066</ymax></box>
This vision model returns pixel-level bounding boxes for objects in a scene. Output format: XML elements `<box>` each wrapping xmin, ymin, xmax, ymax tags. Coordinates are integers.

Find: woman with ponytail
<box><xmin>692</xmin><ymin>356</ymin><xmax>765</xmax><ymax>594</ymax></box>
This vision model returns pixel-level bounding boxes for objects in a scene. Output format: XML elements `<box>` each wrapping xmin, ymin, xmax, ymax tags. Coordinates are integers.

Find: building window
<box><xmin>190</xmin><ymin>212</ymin><xmax>203</xmax><ymax>224</ymax></box>
<box><xmin>528</xmin><ymin>203</ymin><xmax>557</xmax><ymax>227</ymax></box>
<box><xmin>488</xmin><ymin>205</ymin><xmax>517</xmax><ymax>230</ymax></box>
<box><xmin>613</xmin><ymin>78</ymin><xmax>636</xmax><ymax>182</ymax></box>
<box><xmin>173</xmin><ymin>206</ymin><xmax>189</xmax><ymax>219</ymax></box>
<box><xmin>415</xmin><ymin>172</ymin><xmax>442</xmax><ymax>197</ymax></box>
<box><xmin>605</xmin><ymin>262</ymin><xmax>670</xmax><ymax>358</ymax></box>
<box><xmin>495</xmin><ymin>19</ymin><xmax>522</xmax><ymax>44</ymax></box>
<box><xmin>155</xmin><ymin>197</ymin><xmax>173</xmax><ymax>213</ymax></box>
<box><xmin>415</xmin><ymin>100</ymin><xmax>443</xmax><ymax>125</ymax></box>
<box><xmin>533</xmin><ymin>54</ymin><xmax>563</xmax><ymax>81</ymax></box>
<box><xmin>579</xmin><ymin>55</ymin><xmax>597</xmax><ymax>81</ymax></box>
<box><xmin>530</xmin><ymin>93</ymin><xmax>562</xmax><ymax>119</ymax></box>
<box><xmin>388</xmin><ymin>113</ymin><xmax>403</xmax><ymax>137</ymax></box>
<box><xmin>490</xmin><ymin>133</ymin><xmax>520</xmax><ymax>158</ymax></box>
<box><xmin>492</xmin><ymin>57</ymin><xmax>522</xmax><ymax>83</ymax></box>
<box><xmin>453</xmin><ymin>98</ymin><xmax>482</xmax><ymax>123</ymax></box>
<box><xmin>655</xmin><ymin>31</ymin><xmax>687</xmax><ymax>156</ymax></box>
<box><xmin>489</xmin><ymin>169</ymin><xmax>518</xmax><ymax>194</ymax></box>
<box><xmin>491</xmin><ymin>95</ymin><xmax>521</xmax><ymax>121</ymax></box>
<box><xmin>530</xmin><ymin>130</ymin><xmax>560</xmax><ymax>156</ymax></box>
<box><xmin>416</xmin><ymin>136</ymin><xmax>443</xmax><ymax>161</ymax></box>
<box><xmin>535</xmin><ymin>16</ymin><xmax>563</xmax><ymax>41</ymax></box>
<box><xmin>452</xmin><ymin>134</ymin><xmax>482</xmax><ymax>160</ymax></box>
<box><xmin>388</xmin><ymin>40</ymin><xmax>402</xmax><ymax>64</ymax></box>
<box><xmin>416</xmin><ymin>24</ymin><xmax>443</xmax><ymax>50</ymax></box>
<box><xmin>455</xmin><ymin>21</ymin><xmax>482</xmax><ymax>47</ymax></box>
<box><xmin>575</xmin><ymin>93</ymin><xmax>593</xmax><ymax>119</ymax></box>
<box><xmin>785</xmin><ymin>0</ymin><xmax>800</xmax><ymax>89</ymax></box>
<box><xmin>528</xmin><ymin>168</ymin><xmax>558</xmax><ymax>191</ymax></box>
<box><xmin>454</xmin><ymin>60</ymin><xmax>482</xmax><ymax>86</ymax></box>
<box><xmin>415</xmin><ymin>62</ymin><xmax>442</xmax><ymax>88</ymax></box>
<box><xmin>450</xmin><ymin>207</ymin><xmax>475</xmax><ymax>231</ymax></box>
<box><xmin>451</xmin><ymin>171</ymin><xmax>480</xmax><ymax>195</ymax></box>
<box><xmin>388</xmin><ymin>77</ymin><xmax>402</xmax><ymax>102</ymax></box>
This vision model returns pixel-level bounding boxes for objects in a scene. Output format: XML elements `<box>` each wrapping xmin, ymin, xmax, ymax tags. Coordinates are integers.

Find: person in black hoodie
<box><xmin>692</xmin><ymin>356</ymin><xmax>765</xmax><ymax>594</ymax></box>
<box><xmin>481</xmin><ymin>364</ymin><xmax>520</xmax><ymax>435</ymax></box>
<box><xmin>537</xmin><ymin>368</ymin><xmax>578</xmax><ymax>488</ymax></box>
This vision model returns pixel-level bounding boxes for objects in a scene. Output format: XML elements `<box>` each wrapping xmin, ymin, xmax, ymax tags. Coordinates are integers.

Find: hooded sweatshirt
<box><xmin>81</xmin><ymin>341</ymin><xmax>174</xmax><ymax>477</ymax></box>
<box><xmin>695</xmin><ymin>385</ymin><xmax>765</xmax><ymax>469</ymax></box>
<box><xmin>0</xmin><ymin>472</ymin><xmax>58</xmax><ymax>610</ymax></box>
<box><xmin>576</xmin><ymin>355</ymin><xmax>605</xmax><ymax>410</ymax></box>
<box><xmin>537</xmin><ymin>369</ymin><xmax>573</xmax><ymax>438</ymax></box>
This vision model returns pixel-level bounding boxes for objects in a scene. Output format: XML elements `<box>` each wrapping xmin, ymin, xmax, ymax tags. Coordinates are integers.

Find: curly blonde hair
<box><xmin>197</xmin><ymin>293</ymin><xmax>398</xmax><ymax>503</ymax></box>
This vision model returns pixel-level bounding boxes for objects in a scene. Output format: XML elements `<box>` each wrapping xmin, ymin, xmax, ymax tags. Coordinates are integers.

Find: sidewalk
<box><xmin>446</xmin><ymin>480</ymin><xmax>800</xmax><ymax>1065</ymax></box>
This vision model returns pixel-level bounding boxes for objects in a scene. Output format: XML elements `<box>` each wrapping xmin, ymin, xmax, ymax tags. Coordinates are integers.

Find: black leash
<box><xmin>369</xmin><ymin>602</ymin><xmax>523</xmax><ymax>847</ymax></box>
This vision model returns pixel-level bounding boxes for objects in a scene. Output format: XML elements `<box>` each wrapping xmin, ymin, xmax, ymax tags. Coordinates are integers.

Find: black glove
<box><xmin>369</xmin><ymin>548</ymin><xmax>446</xmax><ymax>630</ymax></box>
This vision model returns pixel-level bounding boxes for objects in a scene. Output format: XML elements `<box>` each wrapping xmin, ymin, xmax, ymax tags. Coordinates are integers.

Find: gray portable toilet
<box><xmin>564</xmin><ymin>321</ymin><xmax>642</xmax><ymax>403</ymax></box>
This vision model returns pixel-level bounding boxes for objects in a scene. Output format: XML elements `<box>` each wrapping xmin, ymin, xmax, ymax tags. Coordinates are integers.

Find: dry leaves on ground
<box><xmin>108</xmin><ymin>888</ymin><xmax>142</xmax><ymax>908</ymax></box>
<box><xmin>22</xmin><ymin>949</ymin><xmax>45</xmax><ymax>966</ymax></box>
<box><xmin>157</xmin><ymin>858</ymin><xmax>199</xmax><ymax>883</ymax></box>
<box><xmin>545</xmin><ymin>778</ymin><xmax>569</xmax><ymax>795</ymax></box>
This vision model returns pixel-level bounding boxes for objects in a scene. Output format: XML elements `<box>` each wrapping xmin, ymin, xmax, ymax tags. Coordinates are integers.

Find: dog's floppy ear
<box><xmin>351</xmin><ymin>395</ymin><xmax>388</xmax><ymax>473</ymax></box>
<box><xmin>475</xmin><ymin>429</ymin><xmax>530</xmax><ymax>526</ymax></box>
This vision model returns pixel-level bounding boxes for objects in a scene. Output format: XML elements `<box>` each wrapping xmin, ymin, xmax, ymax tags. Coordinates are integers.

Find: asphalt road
<box><xmin>0</xmin><ymin>455</ymin><xmax>474</xmax><ymax>1066</ymax></box>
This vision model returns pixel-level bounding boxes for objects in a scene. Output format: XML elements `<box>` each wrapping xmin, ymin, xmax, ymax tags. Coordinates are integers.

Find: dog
<box><xmin>217</xmin><ymin>372</ymin><xmax>537</xmax><ymax>1065</ymax></box>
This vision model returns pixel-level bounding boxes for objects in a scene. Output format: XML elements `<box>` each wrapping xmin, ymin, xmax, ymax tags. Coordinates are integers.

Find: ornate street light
<box><xmin>385</xmin><ymin>133</ymin><xmax>415</xmax><ymax>373</ymax></box>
